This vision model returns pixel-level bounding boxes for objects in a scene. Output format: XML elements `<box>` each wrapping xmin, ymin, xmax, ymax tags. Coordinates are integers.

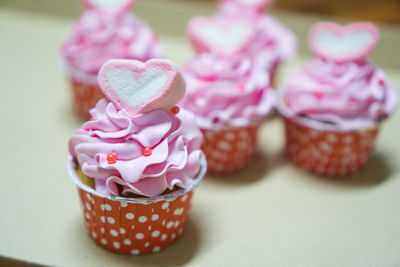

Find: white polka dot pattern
<box><xmin>284</xmin><ymin>118</ymin><xmax>379</xmax><ymax>176</ymax></box>
<box><xmin>201</xmin><ymin>125</ymin><xmax>259</xmax><ymax>174</ymax></box>
<box><xmin>77</xmin><ymin>188</ymin><xmax>194</xmax><ymax>255</ymax></box>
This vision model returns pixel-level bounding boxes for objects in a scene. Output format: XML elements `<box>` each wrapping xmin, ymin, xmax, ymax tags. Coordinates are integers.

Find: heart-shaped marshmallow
<box><xmin>222</xmin><ymin>0</ymin><xmax>272</xmax><ymax>10</ymax></box>
<box><xmin>310</xmin><ymin>22</ymin><xmax>379</xmax><ymax>62</ymax></box>
<box><xmin>98</xmin><ymin>59</ymin><xmax>186</xmax><ymax>116</ymax></box>
<box><xmin>188</xmin><ymin>16</ymin><xmax>255</xmax><ymax>55</ymax></box>
<box><xmin>83</xmin><ymin>0</ymin><xmax>134</xmax><ymax>13</ymax></box>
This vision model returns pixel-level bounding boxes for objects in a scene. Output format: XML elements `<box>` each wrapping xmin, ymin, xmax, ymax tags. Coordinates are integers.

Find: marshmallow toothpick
<box><xmin>310</xmin><ymin>22</ymin><xmax>379</xmax><ymax>62</ymax></box>
<box><xmin>98</xmin><ymin>59</ymin><xmax>186</xmax><ymax>116</ymax></box>
<box><xmin>188</xmin><ymin>16</ymin><xmax>255</xmax><ymax>56</ymax></box>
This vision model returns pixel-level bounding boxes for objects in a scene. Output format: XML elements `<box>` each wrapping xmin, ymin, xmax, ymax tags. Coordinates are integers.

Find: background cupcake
<box><xmin>60</xmin><ymin>0</ymin><xmax>162</xmax><ymax>119</ymax></box>
<box><xmin>184</xmin><ymin>17</ymin><xmax>275</xmax><ymax>174</ymax></box>
<box><xmin>216</xmin><ymin>0</ymin><xmax>297</xmax><ymax>86</ymax></box>
<box><xmin>181</xmin><ymin>17</ymin><xmax>275</xmax><ymax>173</ymax></box>
<box><xmin>278</xmin><ymin>22</ymin><xmax>397</xmax><ymax>177</ymax></box>
<box><xmin>68</xmin><ymin>59</ymin><xmax>206</xmax><ymax>254</ymax></box>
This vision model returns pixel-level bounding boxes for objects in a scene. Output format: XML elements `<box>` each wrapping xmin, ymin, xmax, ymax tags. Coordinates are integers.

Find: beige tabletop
<box><xmin>1</xmin><ymin>1</ymin><xmax>400</xmax><ymax>266</ymax></box>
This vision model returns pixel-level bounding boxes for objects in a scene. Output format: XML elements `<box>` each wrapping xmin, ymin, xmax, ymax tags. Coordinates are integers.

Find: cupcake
<box><xmin>278</xmin><ymin>22</ymin><xmax>397</xmax><ymax>177</ymax></box>
<box><xmin>67</xmin><ymin>59</ymin><xmax>206</xmax><ymax>254</ymax></box>
<box><xmin>216</xmin><ymin>0</ymin><xmax>297</xmax><ymax>86</ymax></box>
<box><xmin>60</xmin><ymin>0</ymin><xmax>162</xmax><ymax>119</ymax></box>
<box><xmin>179</xmin><ymin>50</ymin><xmax>275</xmax><ymax>174</ymax></box>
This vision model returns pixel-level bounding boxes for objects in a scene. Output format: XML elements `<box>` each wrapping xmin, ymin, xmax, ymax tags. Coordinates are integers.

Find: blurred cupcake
<box><xmin>278</xmin><ymin>22</ymin><xmax>397</xmax><ymax>177</ymax></box>
<box><xmin>216</xmin><ymin>0</ymin><xmax>297</xmax><ymax>86</ymax></box>
<box><xmin>180</xmin><ymin>51</ymin><xmax>274</xmax><ymax>174</ymax></box>
<box><xmin>60</xmin><ymin>0</ymin><xmax>162</xmax><ymax>119</ymax></box>
<box><xmin>68</xmin><ymin>59</ymin><xmax>206</xmax><ymax>254</ymax></box>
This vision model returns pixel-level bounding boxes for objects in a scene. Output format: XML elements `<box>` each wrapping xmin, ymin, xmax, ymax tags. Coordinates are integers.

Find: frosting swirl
<box><xmin>179</xmin><ymin>53</ymin><xmax>275</xmax><ymax>129</ymax></box>
<box><xmin>280</xmin><ymin>57</ymin><xmax>398</xmax><ymax>130</ymax></box>
<box><xmin>69</xmin><ymin>99</ymin><xmax>204</xmax><ymax>197</ymax></box>
<box><xmin>61</xmin><ymin>10</ymin><xmax>162</xmax><ymax>81</ymax></box>
<box><xmin>217</xmin><ymin>2</ymin><xmax>297</xmax><ymax>65</ymax></box>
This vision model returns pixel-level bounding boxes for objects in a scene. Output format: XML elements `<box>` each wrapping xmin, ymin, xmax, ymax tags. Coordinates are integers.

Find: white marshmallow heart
<box><xmin>98</xmin><ymin>59</ymin><xmax>186</xmax><ymax>116</ymax></box>
<box><xmin>106</xmin><ymin>68</ymin><xmax>167</xmax><ymax>108</ymax></box>
<box><xmin>189</xmin><ymin>17</ymin><xmax>255</xmax><ymax>55</ymax></box>
<box><xmin>310</xmin><ymin>22</ymin><xmax>379</xmax><ymax>62</ymax></box>
<box><xmin>231</xmin><ymin>0</ymin><xmax>271</xmax><ymax>9</ymax></box>
<box><xmin>84</xmin><ymin>0</ymin><xmax>134</xmax><ymax>13</ymax></box>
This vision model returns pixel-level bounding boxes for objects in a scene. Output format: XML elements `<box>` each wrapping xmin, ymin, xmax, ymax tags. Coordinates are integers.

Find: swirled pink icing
<box><xmin>61</xmin><ymin>9</ymin><xmax>162</xmax><ymax>81</ymax></box>
<box><xmin>217</xmin><ymin>2</ymin><xmax>297</xmax><ymax>66</ymax></box>
<box><xmin>179</xmin><ymin>53</ymin><xmax>275</xmax><ymax>129</ymax></box>
<box><xmin>280</xmin><ymin>57</ymin><xmax>398</xmax><ymax>130</ymax></box>
<box><xmin>69</xmin><ymin>99</ymin><xmax>204</xmax><ymax>197</ymax></box>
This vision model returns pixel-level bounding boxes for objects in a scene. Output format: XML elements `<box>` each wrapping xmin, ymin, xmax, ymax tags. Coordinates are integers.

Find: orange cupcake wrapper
<box><xmin>78</xmin><ymin>188</ymin><xmax>193</xmax><ymax>255</ymax></box>
<box><xmin>284</xmin><ymin>118</ymin><xmax>379</xmax><ymax>176</ymax></box>
<box><xmin>70</xmin><ymin>79</ymin><xmax>105</xmax><ymax>120</ymax></box>
<box><xmin>67</xmin><ymin>157</ymin><xmax>207</xmax><ymax>254</ymax></box>
<box><xmin>201</xmin><ymin>125</ymin><xmax>259</xmax><ymax>174</ymax></box>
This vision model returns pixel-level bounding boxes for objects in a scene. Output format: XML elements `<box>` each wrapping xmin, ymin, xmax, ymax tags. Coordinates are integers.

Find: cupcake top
<box><xmin>61</xmin><ymin>0</ymin><xmax>162</xmax><ymax>83</ymax></box>
<box><xmin>69</xmin><ymin>59</ymin><xmax>205</xmax><ymax>198</ymax></box>
<box><xmin>279</xmin><ymin>22</ymin><xmax>398</xmax><ymax>130</ymax></box>
<box><xmin>179</xmin><ymin>53</ymin><xmax>275</xmax><ymax>129</ymax></box>
<box><xmin>215</xmin><ymin>0</ymin><xmax>297</xmax><ymax>65</ymax></box>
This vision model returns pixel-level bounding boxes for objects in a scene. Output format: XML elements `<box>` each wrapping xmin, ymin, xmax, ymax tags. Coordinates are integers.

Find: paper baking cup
<box><xmin>284</xmin><ymin>118</ymin><xmax>379</xmax><ymax>176</ymax></box>
<box><xmin>70</xmin><ymin>79</ymin><xmax>104</xmax><ymax>120</ymax></box>
<box><xmin>59</xmin><ymin>57</ymin><xmax>104</xmax><ymax>119</ymax></box>
<box><xmin>67</xmin><ymin>157</ymin><xmax>206</xmax><ymax>255</ymax></box>
<box><xmin>201</xmin><ymin>125</ymin><xmax>259</xmax><ymax>174</ymax></box>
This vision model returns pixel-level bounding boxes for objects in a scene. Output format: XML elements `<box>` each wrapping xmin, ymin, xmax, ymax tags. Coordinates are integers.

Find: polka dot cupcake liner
<box><xmin>77</xmin><ymin>188</ymin><xmax>193</xmax><ymax>255</ymax></box>
<box><xmin>70</xmin><ymin>79</ymin><xmax>105</xmax><ymax>120</ymax></box>
<box><xmin>67</xmin><ymin>157</ymin><xmax>207</xmax><ymax>255</ymax></box>
<box><xmin>201</xmin><ymin>124</ymin><xmax>259</xmax><ymax>174</ymax></box>
<box><xmin>284</xmin><ymin>118</ymin><xmax>379</xmax><ymax>177</ymax></box>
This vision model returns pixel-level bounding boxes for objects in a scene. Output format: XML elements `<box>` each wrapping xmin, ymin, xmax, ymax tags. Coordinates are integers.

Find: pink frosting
<box><xmin>217</xmin><ymin>2</ymin><xmax>297</xmax><ymax>66</ymax></box>
<box><xmin>179</xmin><ymin>53</ymin><xmax>275</xmax><ymax>129</ymax></box>
<box><xmin>69</xmin><ymin>99</ymin><xmax>204</xmax><ymax>197</ymax></box>
<box><xmin>280</xmin><ymin>57</ymin><xmax>398</xmax><ymax>130</ymax></box>
<box><xmin>61</xmin><ymin>9</ymin><xmax>162</xmax><ymax>83</ymax></box>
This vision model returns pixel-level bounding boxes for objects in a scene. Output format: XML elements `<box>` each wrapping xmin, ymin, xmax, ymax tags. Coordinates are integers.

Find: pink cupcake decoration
<box><xmin>68</xmin><ymin>59</ymin><xmax>206</xmax><ymax>254</ymax></box>
<box><xmin>216</xmin><ymin>0</ymin><xmax>297</xmax><ymax>86</ymax></box>
<box><xmin>188</xmin><ymin>17</ymin><xmax>256</xmax><ymax>56</ymax></box>
<box><xmin>60</xmin><ymin>0</ymin><xmax>162</xmax><ymax>119</ymax></box>
<box><xmin>181</xmin><ymin>18</ymin><xmax>275</xmax><ymax>174</ymax></box>
<box><xmin>310</xmin><ymin>22</ymin><xmax>379</xmax><ymax>63</ymax></box>
<box><xmin>82</xmin><ymin>0</ymin><xmax>134</xmax><ymax>13</ymax></box>
<box><xmin>220</xmin><ymin>0</ymin><xmax>272</xmax><ymax>12</ymax></box>
<box><xmin>278</xmin><ymin>22</ymin><xmax>397</xmax><ymax>177</ymax></box>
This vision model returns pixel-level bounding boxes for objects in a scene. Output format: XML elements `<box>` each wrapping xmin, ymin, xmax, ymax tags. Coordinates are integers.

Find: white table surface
<box><xmin>1</xmin><ymin>4</ymin><xmax>400</xmax><ymax>267</ymax></box>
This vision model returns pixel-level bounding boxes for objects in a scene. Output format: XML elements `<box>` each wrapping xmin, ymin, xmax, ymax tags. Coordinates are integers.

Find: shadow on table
<box><xmin>66</xmin><ymin>216</ymin><xmax>201</xmax><ymax>266</ymax></box>
<box><xmin>300</xmin><ymin>152</ymin><xmax>393</xmax><ymax>188</ymax></box>
<box><xmin>205</xmin><ymin>149</ymin><xmax>286</xmax><ymax>185</ymax></box>
<box><xmin>0</xmin><ymin>256</ymin><xmax>46</xmax><ymax>267</ymax></box>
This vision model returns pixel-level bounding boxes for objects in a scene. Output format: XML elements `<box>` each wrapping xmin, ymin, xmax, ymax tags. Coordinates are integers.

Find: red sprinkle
<box><xmin>107</xmin><ymin>152</ymin><xmax>117</xmax><ymax>164</ymax></box>
<box><xmin>378</xmin><ymin>79</ymin><xmax>385</xmax><ymax>86</ymax></box>
<box><xmin>171</xmin><ymin>106</ymin><xmax>180</xmax><ymax>115</ymax></box>
<box><xmin>142</xmin><ymin>147</ymin><xmax>152</xmax><ymax>157</ymax></box>
<box><xmin>312</xmin><ymin>91</ymin><xmax>324</xmax><ymax>100</ymax></box>
<box><xmin>239</xmin><ymin>84</ymin><xmax>246</xmax><ymax>92</ymax></box>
